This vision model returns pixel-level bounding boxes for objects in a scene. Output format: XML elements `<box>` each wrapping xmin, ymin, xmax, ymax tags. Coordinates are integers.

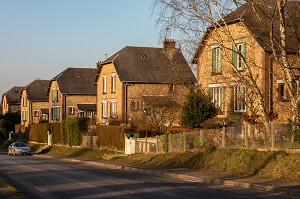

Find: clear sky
<box><xmin>0</xmin><ymin>0</ymin><xmax>159</xmax><ymax>96</ymax></box>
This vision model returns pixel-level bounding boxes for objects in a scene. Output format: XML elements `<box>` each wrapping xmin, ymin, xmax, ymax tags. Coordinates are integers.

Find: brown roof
<box><xmin>97</xmin><ymin>45</ymin><xmax>196</xmax><ymax>84</ymax></box>
<box><xmin>193</xmin><ymin>1</ymin><xmax>300</xmax><ymax>63</ymax></box>
<box><xmin>142</xmin><ymin>96</ymin><xmax>180</xmax><ymax>108</ymax></box>
<box><xmin>51</xmin><ymin>67</ymin><xmax>97</xmax><ymax>95</ymax></box>
<box><xmin>24</xmin><ymin>79</ymin><xmax>50</xmax><ymax>102</ymax></box>
<box><xmin>2</xmin><ymin>86</ymin><xmax>24</xmax><ymax>105</ymax></box>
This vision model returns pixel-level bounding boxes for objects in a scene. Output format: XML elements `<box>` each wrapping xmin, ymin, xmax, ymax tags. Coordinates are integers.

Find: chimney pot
<box><xmin>163</xmin><ymin>39</ymin><xmax>176</xmax><ymax>49</ymax></box>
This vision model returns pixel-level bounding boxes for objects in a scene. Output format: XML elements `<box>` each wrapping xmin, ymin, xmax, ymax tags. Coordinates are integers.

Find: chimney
<box><xmin>163</xmin><ymin>39</ymin><xmax>176</xmax><ymax>49</ymax></box>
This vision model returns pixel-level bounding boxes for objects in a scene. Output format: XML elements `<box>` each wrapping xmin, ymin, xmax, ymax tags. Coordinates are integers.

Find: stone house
<box><xmin>20</xmin><ymin>79</ymin><xmax>50</xmax><ymax>127</ymax></box>
<box><xmin>95</xmin><ymin>40</ymin><xmax>196</xmax><ymax>130</ymax></box>
<box><xmin>48</xmin><ymin>67</ymin><xmax>97</xmax><ymax>122</ymax></box>
<box><xmin>1</xmin><ymin>86</ymin><xmax>24</xmax><ymax>115</ymax></box>
<box><xmin>193</xmin><ymin>2</ymin><xmax>300</xmax><ymax>124</ymax></box>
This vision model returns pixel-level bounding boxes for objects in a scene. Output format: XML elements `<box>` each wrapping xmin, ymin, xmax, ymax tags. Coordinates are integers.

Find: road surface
<box><xmin>0</xmin><ymin>153</ymin><xmax>297</xmax><ymax>199</ymax></box>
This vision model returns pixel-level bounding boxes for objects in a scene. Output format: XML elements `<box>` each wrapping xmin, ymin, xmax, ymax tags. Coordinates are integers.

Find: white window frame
<box><xmin>209</xmin><ymin>84</ymin><xmax>225</xmax><ymax>111</ymax></box>
<box><xmin>102</xmin><ymin>101</ymin><xmax>108</xmax><ymax>118</ymax></box>
<box><xmin>34</xmin><ymin>110</ymin><xmax>39</xmax><ymax>117</ymax></box>
<box><xmin>236</xmin><ymin>43</ymin><xmax>244</xmax><ymax>70</ymax></box>
<box><xmin>212</xmin><ymin>45</ymin><xmax>222</xmax><ymax>73</ymax></box>
<box><xmin>234</xmin><ymin>84</ymin><xmax>246</xmax><ymax>112</ymax></box>
<box><xmin>102</xmin><ymin>75</ymin><xmax>107</xmax><ymax>94</ymax></box>
<box><xmin>111</xmin><ymin>73</ymin><xmax>116</xmax><ymax>93</ymax></box>
<box><xmin>68</xmin><ymin>106</ymin><xmax>75</xmax><ymax>115</ymax></box>
<box><xmin>110</xmin><ymin>100</ymin><xmax>117</xmax><ymax>118</ymax></box>
<box><xmin>51</xmin><ymin>106</ymin><xmax>60</xmax><ymax>121</ymax></box>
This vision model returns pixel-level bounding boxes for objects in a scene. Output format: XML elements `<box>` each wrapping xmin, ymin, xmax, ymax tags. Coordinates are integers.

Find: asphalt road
<box><xmin>0</xmin><ymin>153</ymin><xmax>298</xmax><ymax>199</ymax></box>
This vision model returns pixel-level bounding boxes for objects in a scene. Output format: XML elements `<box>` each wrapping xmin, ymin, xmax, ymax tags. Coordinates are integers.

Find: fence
<box><xmin>125</xmin><ymin>136</ymin><xmax>161</xmax><ymax>154</ymax></box>
<box><xmin>166</xmin><ymin>122</ymin><xmax>300</xmax><ymax>152</ymax></box>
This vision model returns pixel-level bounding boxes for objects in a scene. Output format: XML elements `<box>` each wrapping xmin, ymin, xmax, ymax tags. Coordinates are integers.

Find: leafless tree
<box><xmin>154</xmin><ymin>0</ymin><xmax>300</xmax><ymax>142</ymax></box>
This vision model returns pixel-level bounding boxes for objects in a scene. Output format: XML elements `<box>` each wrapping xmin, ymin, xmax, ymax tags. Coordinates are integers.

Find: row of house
<box><xmin>1</xmin><ymin>1</ymin><xmax>299</xmax><ymax>130</ymax></box>
<box><xmin>1</xmin><ymin>39</ymin><xmax>196</xmax><ymax>129</ymax></box>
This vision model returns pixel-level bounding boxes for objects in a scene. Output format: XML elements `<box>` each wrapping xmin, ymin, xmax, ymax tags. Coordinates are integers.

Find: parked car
<box><xmin>8</xmin><ymin>142</ymin><xmax>31</xmax><ymax>156</ymax></box>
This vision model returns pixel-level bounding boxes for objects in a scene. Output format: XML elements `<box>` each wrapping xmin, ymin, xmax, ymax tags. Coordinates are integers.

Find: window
<box><xmin>51</xmin><ymin>89</ymin><xmax>55</xmax><ymax>102</ymax></box>
<box><xmin>56</xmin><ymin>89</ymin><xmax>59</xmax><ymax>102</ymax></box>
<box><xmin>68</xmin><ymin>106</ymin><xmax>75</xmax><ymax>115</ymax></box>
<box><xmin>22</xmin><ymin>110</ymin><xmax>28</xmax><ymax>121</ymax></box>
<box><xmin>34</xmin><ymin>110</ymin><xmax>39</xmax><ymax>117</ymax></box>
<box><xmin>208</xmin><ymin>85</ymin><xmax>225</xmax><ymax>112</ymax></box>
<box><xmin>232</xmin><ymin>42</ymin><xmax>246</xmax><ymax>70</ymax></box>
<box><xmin>102</xmin><ymin>75</ymin><xmax>107</xmax><ymax>94</ymax></box>
<box><xmin>51</xmin><ymin>106</ymin><xmax>60</xmax><ymax>121</ymax></box>
<box><xmin>234</xmin><ymin>85</ymin><xmax>246</xmax><ymax>112</ymax></box>
<box><xmin>212</xmin><ymin>47</ymin><xmax>222</xmax><ymax>73</ymax></box>
<box><xmin>102</xmin><ymin>101</ymin><xmax>108</xmax><ymax>118</ymax></box>
<box><xmin>111</xmin><ymin>74</ymin><xmax>116</xmax><ymax>93</ymax></box>
<box><xmin>111</xmin><ymin>100</ymin><xmax>117</xmax><ymax>118</ymax></box>
<box><xmin>277</xmin><ymin>81</ymin><xmax>289</xmax><ymax>101</ymax></box>
<box><xmin>130</xmin><ymin>100</ymin><xmax>139</xmax><ymax>111</ymax></box>
<box><xmin>169</xmin><ymin>84</ymin><xmax>175</xmax><ymax>92</ymax></box>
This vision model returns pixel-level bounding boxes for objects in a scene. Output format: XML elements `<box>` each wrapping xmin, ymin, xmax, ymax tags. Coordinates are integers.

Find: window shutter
<box><xmin>208</xmin><ymin>87</ymin><xmax>213</xmax><ymax>102</ymax></box>
<box><xmin>221</xmin><ymin>87</ymin><xmax>225</xmax><ymax>111</ymax></box>
<box><xmin>232</xmin><ymin>44</ymin><xmax>237</xmax><ymax>68</ymax></box>
<box><xmin>212</xmin><ymin>48</ymin><xmax>216</xmax><ymax>73</ymax></box>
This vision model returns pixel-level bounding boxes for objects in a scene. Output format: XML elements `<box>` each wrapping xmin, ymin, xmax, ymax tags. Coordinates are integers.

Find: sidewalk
<box><xmin>38</xmin><ymin>154</ymin><xmax>300</xmax><ymax>197</ymax></box>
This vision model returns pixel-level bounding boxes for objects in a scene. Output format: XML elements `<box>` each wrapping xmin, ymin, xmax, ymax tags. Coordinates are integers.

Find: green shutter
<box><xmin>232</xmin><ymin>44</ymin><xmax>237</xmax><ymax>68</ymax></box>
<box><xmin>51</xmin><ymin>89</ymin><xmax>55</xmax><ymax>102</ymax></box>
<box><xmin>212</xmin><ymin>48</ymin><xmax>216</xmax><ymax>73</ymax></box>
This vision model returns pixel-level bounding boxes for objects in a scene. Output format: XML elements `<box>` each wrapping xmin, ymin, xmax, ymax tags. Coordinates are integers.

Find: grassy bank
<box><xmin>0</xmin><ymin>178</ymin><xmax>29</xmax><ymax>199</ymax></box>
<box><xmin>24</xmin><ymin>143</ymin><xmax>300</xmax><ymax>182</ymax></box>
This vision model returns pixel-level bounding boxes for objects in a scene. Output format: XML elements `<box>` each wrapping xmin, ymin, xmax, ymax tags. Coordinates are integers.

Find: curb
<box><xmin>36</xmin><ymin>154</ymin><xmax>300</xmax><ymax>197</ymax></box>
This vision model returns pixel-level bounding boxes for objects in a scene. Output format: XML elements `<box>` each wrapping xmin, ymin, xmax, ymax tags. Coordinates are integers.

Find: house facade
<box><xmin>48</xmin><ymin>67</ymin><xmax>97</xmax><ymax>122</ymax></box>
<box><xmin>20</xmin><ymin>79</ymin><xmax>50</xmax><ymax>127</ymax></box>
<box><xmin>193</xmin><ymin>2</ymin><xmax>300</xmax><ymax>124</ymax></box>
<box><xmin>95</xmin><ymin>40</ymin><xmax>196</xmax><ymax>130</ymax></box>
<box><xmin>1</xmin><ymin>86</ymin><xmax>24</xmax><ymax>115</ymax></box>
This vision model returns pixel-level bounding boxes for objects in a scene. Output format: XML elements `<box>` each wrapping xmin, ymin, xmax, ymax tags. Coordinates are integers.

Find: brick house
<box><xmin>48</xmin><ymin>67</ymin><xmax>97</xmax><ymax>122</ymax></box>
<box><xmin>1</xmin><ymin>86</ymin><xmax>24</xmax><ymax>115</ymax></box>
<box><xmin>193</xmin><ymin>2</ymin><xmax>300</xmax><ymax>124</ymax></box>
<box><xmin>95</xmin><ymin>40</ymin><xmax>196</xmax><ymax>129</ymax></box>
<box><xmin>20</xmin><ymin>79</ymin><xmax>50</xmax><ymax>127</ymax></box>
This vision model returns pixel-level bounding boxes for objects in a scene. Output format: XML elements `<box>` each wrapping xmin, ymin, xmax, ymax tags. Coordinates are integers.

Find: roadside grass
<box><xmin>28</xmin><ymin>143</ymin><xmax>120</xmax><ymax>160</ymax></box>
<box><xmin>0</xmin><ymin>178</ymin><xmax>29</xmax><ymax>199</ymax></box>
<box><xmin>6</xmin><ymin>143</ymin><xmax>300</xmax><ymax>182</ymax></box>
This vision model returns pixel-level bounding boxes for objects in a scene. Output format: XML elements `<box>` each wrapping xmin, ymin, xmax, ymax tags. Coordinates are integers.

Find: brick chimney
<box><xmin>163</xmin><ymin>39</ymin><xmax>176</xmax><ymax>49</ymax></box>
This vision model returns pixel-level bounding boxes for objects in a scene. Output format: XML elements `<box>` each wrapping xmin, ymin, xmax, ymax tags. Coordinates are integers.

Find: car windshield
<box><xmin>15</xmin><ymin>143</ymin><xmax>27</xmax><ymax>147</ymax></box>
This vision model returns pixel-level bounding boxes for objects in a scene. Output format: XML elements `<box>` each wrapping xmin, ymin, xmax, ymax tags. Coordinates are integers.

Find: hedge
<box><xmin>29</xmin><ymin>123</ymin><xmax>50</xmax><ymax>143</ymax></box>
<box><xmin>95</xmin><ymin>125</ymin><xmax>126</xmax><ymax>151</ymax></box>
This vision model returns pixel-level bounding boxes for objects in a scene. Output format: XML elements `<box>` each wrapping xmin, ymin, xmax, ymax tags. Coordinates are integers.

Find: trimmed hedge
<box><xmin>95</xmin><ymin>125</ymin><xmax>126</xmax><ymax>151</ymax></box>
<box><xmin>29</xmin><ymin>123</ymin><xmax>50</xmax><ymax>143</ymax></box>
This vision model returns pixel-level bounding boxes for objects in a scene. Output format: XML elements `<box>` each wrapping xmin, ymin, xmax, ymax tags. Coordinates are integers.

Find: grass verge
<box><xmin>0</xmin><ymin>177</ymin><xmax>29</xmax><ymax>199</ymax></box>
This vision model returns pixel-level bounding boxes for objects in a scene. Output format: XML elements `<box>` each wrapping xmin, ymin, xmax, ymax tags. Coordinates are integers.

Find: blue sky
<box><xmin>0</xmin><ymin>0</ymin><xmax>159</xmax><ymax>96</ymax></box>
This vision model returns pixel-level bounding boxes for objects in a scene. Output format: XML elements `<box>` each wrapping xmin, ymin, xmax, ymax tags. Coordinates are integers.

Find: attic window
<box><xmin>140</xmin><ymin>54</ymin><xmax>147</xmax><ymax>60</ymax></box>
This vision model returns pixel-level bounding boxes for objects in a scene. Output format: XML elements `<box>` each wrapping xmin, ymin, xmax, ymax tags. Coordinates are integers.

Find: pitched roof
<box><xmin>2</xmin><ymin>86</ymin><xmax>24</xmax><ymax>104</ymax></box>
<box><xmin>97</xmin><ymin>45</ymin><xmax>196</xmax><ymax>84</ymax></box>
<box><xmin>51</xmin><ymin>67</ymin><xmax>97</xmax><ymax>95</ymax></box>
<box><xmin>24</xmin><ymin>79</ymin><xmax>50</xmax><ymax>102</ymax></box>
<box><xmin>193</xmin><ymin>1</ymin><xmax>300</xmax><ymax>63</ymax></box>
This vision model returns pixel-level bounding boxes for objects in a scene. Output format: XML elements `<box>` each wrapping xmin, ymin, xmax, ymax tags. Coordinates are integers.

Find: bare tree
<box><xmin>154</xmin><ymin>0</ymin><xmax>300</xmax><ymax>142</ymax></box>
